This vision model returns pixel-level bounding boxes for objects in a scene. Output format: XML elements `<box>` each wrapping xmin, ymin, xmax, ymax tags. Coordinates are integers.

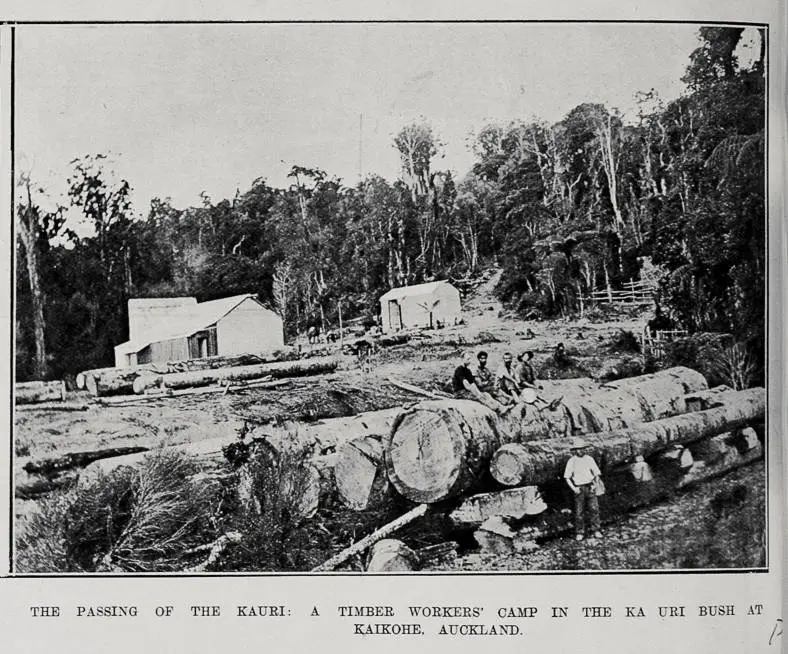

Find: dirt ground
<box><xmin>431</xmin><ymin>461</ymin><xmax>766</xmax><ymax>571</ymax></box>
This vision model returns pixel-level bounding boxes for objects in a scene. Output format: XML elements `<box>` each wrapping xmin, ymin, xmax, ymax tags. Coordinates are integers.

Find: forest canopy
<box><xmin>16</xmin><ymin>27</ymin><xmax>765</xmax><ymax>382</ymax></box>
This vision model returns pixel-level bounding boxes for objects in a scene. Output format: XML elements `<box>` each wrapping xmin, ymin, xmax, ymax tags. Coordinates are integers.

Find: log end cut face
<box><xmin>489</xmin><ymin>443</ymin><xmax>530</xmax><ymax>486</ymax></box>
<box><xmin>386</xmin><ymin>409</ymin><xmax>465</xmax><ymax>503</ymax></box>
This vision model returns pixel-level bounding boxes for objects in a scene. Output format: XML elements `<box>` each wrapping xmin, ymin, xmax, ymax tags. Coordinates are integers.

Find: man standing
<box><xmin>452</xmin><ymin>351</ymin><xmax>509</xmax><ymax>414</ymax></box>
<box><xmin>564</xmin><ymin>438</ymin><xmax>603</xmax><ymax>541</ymax></box>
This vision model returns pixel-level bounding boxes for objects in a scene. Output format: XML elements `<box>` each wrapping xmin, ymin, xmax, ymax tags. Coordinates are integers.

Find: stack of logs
<box><xmin>19</xmin><ymin>366</ymin><xmax>766</xmax><ymax>572</ymax></box>
<box><xmin>79</xmin><ymin>353</ymin><xmax>337</xmax><ymax>397</ymax></box>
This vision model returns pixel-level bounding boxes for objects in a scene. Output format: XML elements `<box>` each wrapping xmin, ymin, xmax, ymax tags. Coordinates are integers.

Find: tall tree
<box><xmin>16</xmin><ymin>176</ymin><xmax>69</xmax><ymax>379</ymax></box>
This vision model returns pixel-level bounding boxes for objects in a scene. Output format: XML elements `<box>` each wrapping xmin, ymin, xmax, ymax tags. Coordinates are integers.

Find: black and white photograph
<box><xmin>11</xmin><ymin>22</ymin><xmax>770</xmax><ymax>575</ymax></box>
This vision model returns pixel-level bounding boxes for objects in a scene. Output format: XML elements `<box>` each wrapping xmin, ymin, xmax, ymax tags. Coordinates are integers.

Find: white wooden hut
<box><xmin>114</xmin><ymin>294</ymin><xmax>284</xmax><ymax>367</ymax></box>
<box><xmin>379</xmin><ymin>280</ymin><xmax>461</xmax><ymax>332</ymax></box>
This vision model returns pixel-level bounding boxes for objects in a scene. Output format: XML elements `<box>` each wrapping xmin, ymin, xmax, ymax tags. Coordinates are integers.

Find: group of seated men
<box><xmin>452</xmin><ymin>349</ymin><xmax>541</xmax><ymax>414</ymax></box>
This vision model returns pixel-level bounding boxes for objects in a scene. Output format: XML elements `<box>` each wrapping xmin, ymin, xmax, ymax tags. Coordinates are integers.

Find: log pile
<box><xmin>78</xmin><ymin>347</ymin><xmax>336</xmax><ymax>397</ymax></box>
<box><xmin>385</xmin><ymin>367</ymin><xmax>710</xmax><ymax>502</ymax></box>
<box><xmin>131</xmin><ymin>358</ymin><xmax>338</xmax><ymax>394</ymax></box>
<box><xmin>18</xmin><ymin>364</ymin><xmax>766</xmax><ymax>571</ymax></box>
<box><xmin>76</xmin><ymin>349</ymin><xmax>299</xmax><ymax>390</ymax></box>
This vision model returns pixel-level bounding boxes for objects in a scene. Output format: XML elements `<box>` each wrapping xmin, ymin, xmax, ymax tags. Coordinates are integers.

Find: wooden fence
<box><xmin>640</xmin><ymin>328</ymin><xmax>689</xmax><ymax>361</ymax></box>
<box><xmin>579</xmin><ymin>278</ymin><xmax>656</xmax><ymax>308</ymax></box>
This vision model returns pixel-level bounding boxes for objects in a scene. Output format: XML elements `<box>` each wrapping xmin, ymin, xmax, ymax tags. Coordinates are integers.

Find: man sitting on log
<box><xmin>564</xmin><ymin>438</ymin><xmax>603</xmax><ymax>542</ymax></box>
<box><xmin>474</xmin><ymin>351</ymin><xmax>495</xmax><ymax>394</ymax></box>
<box><xmin>496</xmin><ymin>352</ymin><xmax>522</xmax><ymax>402</ymax></box>
<box><xmin>453</xmin><ymin>351</ymin><xmax>510</xmax><ymax>414</ymax></box>
<box><xmin>516</xmin><ymin>351</ymin><xmax>539</xmax><ymax>390</ymax></box>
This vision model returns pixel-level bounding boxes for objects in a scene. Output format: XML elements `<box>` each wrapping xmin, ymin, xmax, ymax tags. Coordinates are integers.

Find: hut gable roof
<box><xmin>379</xmin><ymin>280</ymin><xmax>454</xmax><ymax>302</ymax></box>
<box><xmin>116</xmin><ymin>294</ymin><xmax>274</xmax><ymax>354</ymax></box>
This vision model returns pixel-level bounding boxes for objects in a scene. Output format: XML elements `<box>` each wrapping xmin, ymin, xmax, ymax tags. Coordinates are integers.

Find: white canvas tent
<box><xmin>379</xmin><ymin>280</ymin><xmax>461</xmax><ymax>332</ymax></box>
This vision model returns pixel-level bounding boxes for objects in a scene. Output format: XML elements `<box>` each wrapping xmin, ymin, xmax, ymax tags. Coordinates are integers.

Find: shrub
<box><xmin>16</xmin><ymin>449</ymin><xmax>222</xmax><ymax>573</ymax></box>
<box><xmin>608</xmin><ymin>329</ymin><xmax>641</xmax><ymax>354</ymax></box>
<box><xmin>16</xmin><ymin>492</ymin><xmax>74</xmax><ymax>573</ymax></box>
<box><xmin>662</xmin><ymin>332</ymin><xmax>734</xmax><ymax>385</ymax></box>
<box><xmin>707</xmin><ymin>341</ymin><xmax>757</xmax><ymax>390</ymax></box>
<box><xmin>221</xmin><ymin>441</ymin><xmax>331</xmax><ymax>571</ymax></box>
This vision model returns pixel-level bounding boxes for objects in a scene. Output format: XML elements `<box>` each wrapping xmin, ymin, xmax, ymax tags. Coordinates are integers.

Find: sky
<box><xmin>14</xmin><ymin>23</ymin><xmax>759</xmax><ymax>218</ymax></box>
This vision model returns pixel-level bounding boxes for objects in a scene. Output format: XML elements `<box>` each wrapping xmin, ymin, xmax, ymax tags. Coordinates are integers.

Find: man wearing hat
<box><xmin>564</xmin><ymin>437</ymin><xmax>603</xmax><ymax>541</ymax></box>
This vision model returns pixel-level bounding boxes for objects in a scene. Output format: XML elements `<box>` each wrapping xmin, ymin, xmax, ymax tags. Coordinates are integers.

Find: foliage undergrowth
<box><xmin>16</xmin><ymin>449</ymin><xmax>221</xmax><ymax>573</ymax></box>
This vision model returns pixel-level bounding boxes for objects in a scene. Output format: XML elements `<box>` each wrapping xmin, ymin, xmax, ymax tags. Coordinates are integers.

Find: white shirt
<box><xmin>564</xmin><ymin>454</ymin><xmax>601</xmax><ymax>486</ymax></box>
<box><xmin>496</xmin><ymin>363</ymin><xmax>517</xmax><ymax>383</ymax></box>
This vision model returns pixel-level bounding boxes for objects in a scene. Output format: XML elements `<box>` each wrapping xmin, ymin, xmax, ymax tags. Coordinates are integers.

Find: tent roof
<box><xmin>379</xmin><ymin>280</ymin><xmax>455</xmax><ymax>302</ymax></box>
<box><xmin>115</xmin><ymin>294</ymin><xmax>274</xmax><ymax>354</ymax></box>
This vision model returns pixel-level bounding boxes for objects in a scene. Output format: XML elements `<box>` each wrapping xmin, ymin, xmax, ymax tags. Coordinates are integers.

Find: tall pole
<box><xmin>358</xmin><ymin>113</ymin><xmax>363</xmax><ymax>182</ymax></box>
<box><xmin>338</xmin><ymin>299</ymin><xmax>344</xmax><ymax>348</ymax></box>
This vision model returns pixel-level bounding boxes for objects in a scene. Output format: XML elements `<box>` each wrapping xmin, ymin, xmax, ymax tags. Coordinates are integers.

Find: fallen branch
<box><xmin>16</xmin><ymin>471</ymin><xmax>78</xmax><ymax>499</ymax></box>
<box><xmin>312</xmin><ymin>503</ymin><xmax>428</xmax><ymax>572</ymax></box>
<box><xmin>386</xmin><ymin>377</ymin><xmax>450</xmax><ymax>400</ymax></box>
<box><xmin>183</xmin><ymin>532</ymin><xmax>243</xmax><ymax>572</ymax></box>
<box><xmin>24</xmin><ymin>446</ymin><xmax>150</xmax><ymax>476</ymax></box>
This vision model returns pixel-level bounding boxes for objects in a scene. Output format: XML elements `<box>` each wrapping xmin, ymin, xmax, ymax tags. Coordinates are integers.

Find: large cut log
<box><xmin>489</xmin><ymin>387</ymin><xmax>764</xmax><ymax>487</ymax></box>
<box><xmin>563</xmin><ymin>367</ymin><xmax>708</xmax><ymax>432</ymax></box>
<box><xmin>15</xmin><ymin>380</ymin><xmax>66</xmax><ymax>404</ymax></box>
<box><xmin>385</xmin><ymin>399</ymin><xmax>568</xmax><ymax>503</ymax></box>
<box><xmin>132</xmin><ymin>358</ymin><xmax>338</xmax><ymax>394</ymax></box>
<box><xmin>250</xmin><ymin>407</ymin><xmax>402</xmax><ymax>457</ymax></box>
<box><xmin>237</xmin><ymin>454</ymin><xmax>324</xmax><ymax>521</ymax></box>
<box><xmin>23</xmin><ymin>446</ymin><xmax>149</xmax><ymax>476</ymax></box>
<box><xmin>334</xmin><ymin>435</ymin><xmax>391</xmax><ymax>510</ymax></box>
<box><xmin>385</xmin><ymin>368</ymin><xmax>710</xmax><ymax>503</ymax></box>
<box><xmin>603</xmin><ymin>366</ymin><xmax>708</xmax><ymax>394</ymax></box>
<box><xmin>86</xmin><ymin>369</ymin><xmax>147</xmax><ymax>397</ymax></box>
<box><xmin>77</xmin><ymin>348</ymin><xmax>298</xmax><ymax>389</ymax></box>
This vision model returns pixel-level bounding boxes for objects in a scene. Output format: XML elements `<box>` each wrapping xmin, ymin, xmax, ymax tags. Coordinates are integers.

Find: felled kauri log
<box><xmin>132</xmin><ymin>358</ymin><xmax>337</xmax><ymax>394</ymax></box>
<box><xmin>489</xmin><ymin>387</ymin><xmax>764</xmax><ymax>487</ymax></box>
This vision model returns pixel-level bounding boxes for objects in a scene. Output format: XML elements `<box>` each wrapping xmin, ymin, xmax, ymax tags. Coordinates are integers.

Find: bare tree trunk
<box><xmin>18</xmin><ymin>184</ymin><xmax>48</xmax><ymax>379</ymax></box>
